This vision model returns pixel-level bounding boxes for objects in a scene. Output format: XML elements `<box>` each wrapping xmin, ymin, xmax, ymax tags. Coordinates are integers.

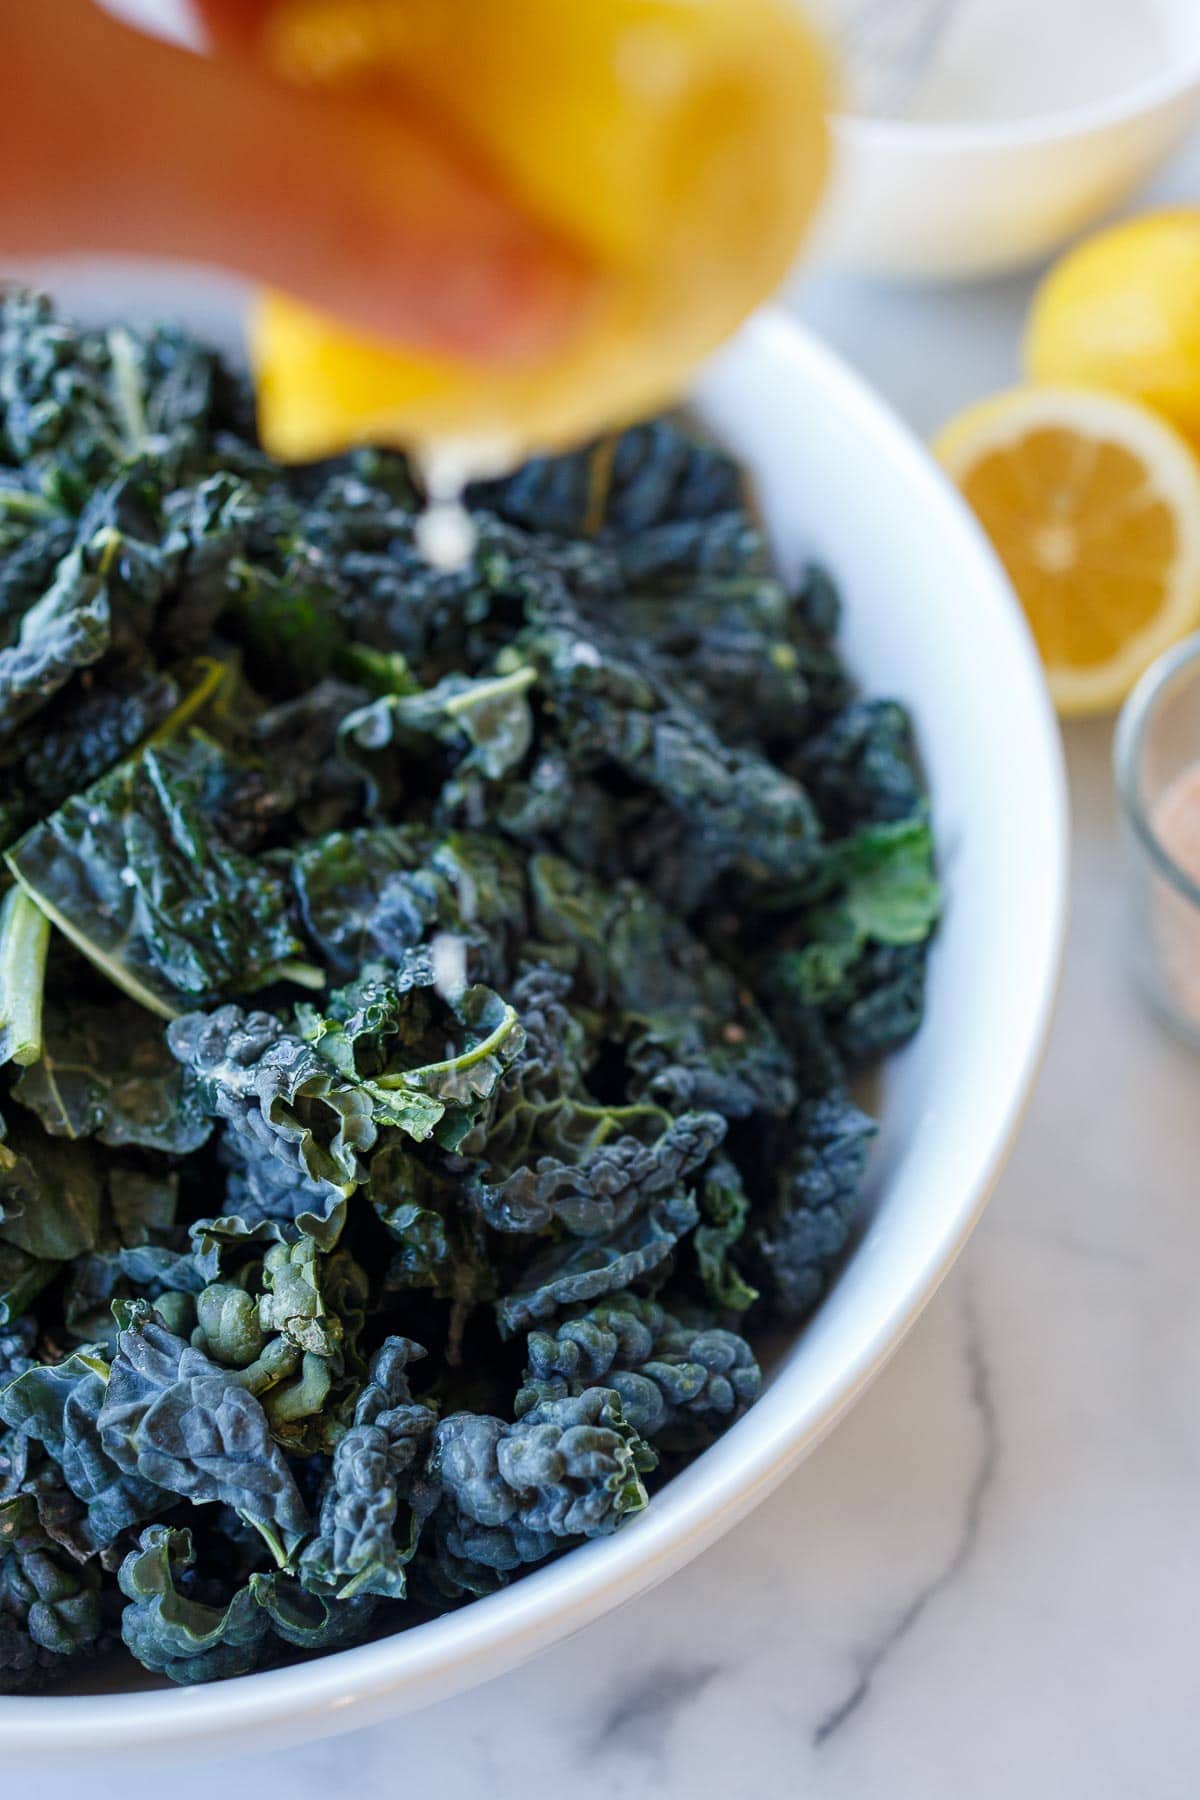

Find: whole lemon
<box><xmin>1026</xmin><ymin>211</ymin><xmax>1200</xmax><ymax>444</ymax></box>
<box><xmin>252</xmin><ymin>0</ymin><xmax>829</xmax><ymax>467</ymax></box>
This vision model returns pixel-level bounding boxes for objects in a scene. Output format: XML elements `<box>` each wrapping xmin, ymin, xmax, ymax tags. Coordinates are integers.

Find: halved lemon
<box><xmin>935</xmin><ymin>386</ymin><xmax>1200</xmax><ymax>717</ymax></box>
<box><xmin>251</xmin><ymin>0</ymin><xmax>829</xmax><ymax>468</ymax></box>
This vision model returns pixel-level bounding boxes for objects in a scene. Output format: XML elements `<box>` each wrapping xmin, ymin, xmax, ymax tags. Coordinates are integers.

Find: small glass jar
<box><xmin>1114</xmin><ymin>632</ymin><xmax>1200</xmax><ymax>1046</ymax></box>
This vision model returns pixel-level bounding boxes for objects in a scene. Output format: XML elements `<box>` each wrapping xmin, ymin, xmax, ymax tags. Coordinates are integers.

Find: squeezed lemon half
<box><xmin>251</xmin><ymin>0</ymin><xmax>830</xmax><ymax>468</ymax></box>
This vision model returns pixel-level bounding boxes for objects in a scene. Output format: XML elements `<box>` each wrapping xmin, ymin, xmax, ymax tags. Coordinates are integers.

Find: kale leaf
<box><xmin>97</xmin><ymin>1301</ymin><xmax>311</xmax><ymax>1562</ymax></box>
<box><xmin>5</xmin><ymin>735</ymin><xmax>311</xmax><ymax>1016</ymax></box>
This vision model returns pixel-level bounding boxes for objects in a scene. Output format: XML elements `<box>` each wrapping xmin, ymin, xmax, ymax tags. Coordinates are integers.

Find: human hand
<box><xmin>0</xmin><ymin>0</ymin><xmax>589</xmax><ymax>361</ymax></box>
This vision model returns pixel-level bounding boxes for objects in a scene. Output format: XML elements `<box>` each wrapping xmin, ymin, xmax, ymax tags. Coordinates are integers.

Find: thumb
<box><xmin>0</xmin><ymin>0</ymin><xmax>590</xmax><ymax>363</ymax></box>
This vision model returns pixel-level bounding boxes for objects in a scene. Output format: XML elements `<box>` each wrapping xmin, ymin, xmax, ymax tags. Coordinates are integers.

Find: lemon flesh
<box><xmin>1026</xmin><ymin>211</ymin><xmax>1200</xmax><ymax>447</ymax></box>
<box><xmin>252</xmin><ymin>0</ymin><xmax>829</xmax><ymax>464</ymax></box>
<box><xmin>936</xmin><ymin>384</ymin><xmax>1200</xmax><ymax>716</ymax></box>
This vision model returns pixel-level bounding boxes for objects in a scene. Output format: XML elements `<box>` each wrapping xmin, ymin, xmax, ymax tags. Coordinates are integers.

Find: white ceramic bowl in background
<box><xmin>812</xmin><ymin>0</ymin><xmax>1200</xmax><ymax>281</ymax></box>
<box><xmin>0</xmin><ymin>285</ymin><xmax>1067</xmax><ymax>1767</ymax></box>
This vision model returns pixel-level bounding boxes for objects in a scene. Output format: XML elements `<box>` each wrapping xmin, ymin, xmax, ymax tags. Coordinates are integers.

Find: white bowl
<box><xmin>1</xmin><ymin>297</ymin><xmax>1067</xmax><ymax>1766</ymax></box>
<box><xmin>813</xmin><ymin>0</ymin><xmax>1200</xmax><ymax>282</ymax></box>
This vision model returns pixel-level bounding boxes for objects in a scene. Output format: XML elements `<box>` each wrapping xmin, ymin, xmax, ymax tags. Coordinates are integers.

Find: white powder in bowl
<box><xmin>814</xmin><ymin>0</ymin><xmax>1178</xmax><ymax>124</ymax></box>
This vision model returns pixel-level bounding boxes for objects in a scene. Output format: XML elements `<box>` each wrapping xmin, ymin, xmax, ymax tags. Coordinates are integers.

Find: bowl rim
<box><xmin>1</xmin><ymin>307</ymin><xmax>1069</xmax><ymax>1762</ymax></box>
<box><xmin>833</xmin><ymin>29</ymin><xmax>1200</xmax><ymax>153</ymax></box>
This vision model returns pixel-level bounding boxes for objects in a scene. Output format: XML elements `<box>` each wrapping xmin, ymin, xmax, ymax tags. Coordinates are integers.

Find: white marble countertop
<box><xmin>24</xmin><ymin>129</ymin><xmax>1200</xmax><ymax>1800</ymax></box>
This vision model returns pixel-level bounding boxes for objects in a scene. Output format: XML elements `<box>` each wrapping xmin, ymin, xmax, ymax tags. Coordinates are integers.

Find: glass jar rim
<box><xmin>1113</xmin><ymin>631</ymin><xmax>1200</xmax><ymax>912</ymax></box>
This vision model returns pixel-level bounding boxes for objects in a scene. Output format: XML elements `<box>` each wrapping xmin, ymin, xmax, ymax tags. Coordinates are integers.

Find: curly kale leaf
<box><xmin>244</xmin><ymin>679</ymin><xmax>367</xmax><ymax>841</ymax></box>
<box><xmin>340</xmin><ymin>665</ymin><xmax>536</xmax><ymax>813</ymax></box>
<box><xmin>294</xmin><ymin>825</ymin><xmax>531</xmax><ymax>1000</ymax></box>
<box><xmin>372</xmin><ymin>1142</ymin><xmax>495</xmax><ymax>1319</ymax></box>
<box><xmin>518</xmin><ymin>622</ymin><xmax>823</xmax><ymax>908</ymax></box>
<box><xmin>754</xmin><ymin>1094</ymin><xmax>879</xmax><ymax>1319</ymax></box>
<box><xmin>597</xmin><ymin>559</ymin><xmax>829</xmax><ymax>748</ymax></box>
<box><xmin>13</xmin><ymin>992</ymin><xmax>212</xmax><ymax>1153</ymax></box>
<box><xmin>168</xmin><ymin>1005</ymin><xmax>377</xmax><ymax>1237</ymax></box>
<box><xmin>471</xmin><ymin>420</ymin><xmax>742</xmax><ymax>538</ymax></box>
<box><xmin>62</xmin><ymin>1237</ymin><xmax>203</xmax><ymax>1352</ymax></box>
<box><xmin>495</xmin><ymin>1193</ymin><xmax>699</xmax><ymax>1339</ymax></box>
<box><xmin>792</xmin><ymin>698</ymin><xmax>924</xmax><ymax>832</ymax></box>
<box><xmin>0</xmin><ymin>1493</ymin><xmax>104</xmax><ymax>1693</ymax></box>
<box><xmin>249</xmin><ymin>1570</ymin><xmax>377</xmax><ymax>1652</ymax></box>
<box><xmin>474</xmin><ymin>1109</ymin><xmax>724</xmax><ymax>1239</ymax></box>
<box><xmin>692</xmin><ymin>1156</ymin><xmax>758</xmax><ymax>1314</ymax></box>
<box><xmin>296</xmin><ymin>959</ymin><xmax>525</xmax><ymax>1150</ymax></box>
<box><xmin>224</xmin><ymin>546</ymin><xmax>344</xmax><ymax>695</ymax></box>
<box><xmin>0</xmin><ymin>515</ymin><xmax>74</xmax><ymax>637</ymax></box>
<box><xmin>189</xmin><ymin>1239</ymin><xmax>370</xmax><ymax>1456</ymax></box>
<box><xmin>0</xmin><ymin>1350</ymin><xmax>165</xmax><ymax>1558</ymax></box>
<box><xmin>118</xmin><ymin>1524</ymin><xmax>271</xmax><ymax>1684</ymax></box>
<box><xmin>0</xmin><ymin>1110</ymin><xmax>103</xmax><ymax>1262</ymax></box>
<box><xmin>97</xmin><ymin>1301</ymin><xmax>310</xmax><ymax>1561</ymax></box>
<box><xmin>292</xmin><ymin>826</ymin><xmax>439</xmax><ymax>975</ymax></box>
<box><xmin>153</xmin><ymin>473</ymin><xmax>255</xmax><ymax>658</ymax></box>
<box><xmin>518</xmin><ymin>1293</ymin><xmax>760</xmax><ymax>1449</ymax></box>
<box><xmin>299</xmin><ymin>1337</ymin><xmax>437</xmax><ymax>1601</ymax></box>
<box><xmin>11</xmin><ymin>664</ymin><xmax>179</xmax><ymax>820</ymax></box>
<box><xmin>0</xmin><ymin>1317</ymin><xmax>37</xmax><ymax>1388</ymax></box>
<box><xmin>5</xmin><ymin>735</ymin><xmax>310</xmax><ymax>1016</ymax></box>
<box><xmin>0</xmin><ymin>1242</ymin><xmax>55</xmax><ymax>1329</ymax></box>
<box><xmin>762</xmin><ymin>815</ymin><xmax>940</xmax><ymax>1067</ymax></box>
<box><xmin>0</xmin><ymin>530</ymin><xmax>124</xmax><ymax>753</ymax></box>
<box><xmin>0</xmin><ymin>296</ymin><xmax>221</xmax><ymax>504</ymax></box>
<box><xmin>529</xmin><ymin>855</ymin><xmax>796</xmax><ymax>1120</ymax></box>
<box><xmin>427</xmin><ymin>1387</ymin><xmax>649</xmax><ymax>1596</ymax></box>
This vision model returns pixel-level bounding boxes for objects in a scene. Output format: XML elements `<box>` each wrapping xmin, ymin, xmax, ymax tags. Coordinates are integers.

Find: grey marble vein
<box><xmin>812</xmin><ymin>1279</ymin><xmax>998</xmax><ymax>1748</ymax></box>
<box><xmin>592</xmin><ymin>1661</ymin><xmax>724</xmax><ymax>1763</ymax></box>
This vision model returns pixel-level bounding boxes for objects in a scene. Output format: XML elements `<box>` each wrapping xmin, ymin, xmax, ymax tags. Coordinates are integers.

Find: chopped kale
<box><xmin>0</xmin><ymin>296</ymin><xmax>939</xmax><ymax>1687</ymax></box>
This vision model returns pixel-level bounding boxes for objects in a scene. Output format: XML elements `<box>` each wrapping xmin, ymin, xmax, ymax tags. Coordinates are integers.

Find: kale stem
<box><xmin>246</xmin><ymin>1515</ymin><xmax>291</xmax><ymax>1571</ymax></box>
<box><xmin>146</xmin><ymin>657</ymin><xmax>230</xmax><ymax>747</ymax></box>
<box><xmin>373</xmin><ymin>1004</ymin><xmax>520</xmax><ymax>1087</ymax></box>
<box><xmin>440</xmin><ymin>665</ymin><xmax>536</xmax><ymax>715</ymax></box>
<box><xmin>268</xmin><ymin>959</ymin><xmax>327</xmax><ymax>993</ymax></box>
<box><xmin>0</xmin><ymin>885</ymin><xmax>51</xmax><ymax>1067</ymax></box>
<box><xmin>0</xmin><ymin>486</ymin><xmax>57</xmax><ymax>520</ymax></box>
<box><xmin>107</xmin><ymin>326</ymin><xmax>148</xmax><ymax>455</ymax></box>
<box><xmin>582</xmin><ymin>433</ymin><xmax>619</xmax><ymax>536</ymax></box>
<box><xmin>2</xmin><ymin>862</ymin><xmax>180</xmax><ymax>1022</ymax></box>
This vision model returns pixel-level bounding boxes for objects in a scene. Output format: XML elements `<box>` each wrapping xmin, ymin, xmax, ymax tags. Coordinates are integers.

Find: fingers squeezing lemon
<box><xmin>252</xmin><ymin>0</ymin><xmax>830</xmax><ymax>470</ymax></box>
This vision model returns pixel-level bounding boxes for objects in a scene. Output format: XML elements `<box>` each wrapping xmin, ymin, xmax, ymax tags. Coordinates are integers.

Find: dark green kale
<box><xmin>425</xmin><ymin>1387</ymin><xmax>650</xmax><ymax>1596</ymax></box>
<box><xmin>754</xmin><ymin>1094</ymin><xmax>880</xmax><ymax>1318</ymax></box>
<box><xmin>5</xmin><ymin>735</ymin><xmax>314</xmax><ymax>1017</ymax></box>
<box><xmin>0</xmin><ymin>296</ymin><xmax>939</xmax><ymax>1688</ymax></box>
<box><xmin>298</xmin><ymin>1337</ymin><xmax>436</xmax><ymax>1601</ymax></box>
<box><xmin>470</xmin><ymin>421</ymin><xmax>743</xmax><ymax>537</ymax></box>
<box><xmin>0</xmin><ymin>1348</ymin><xmax>165</xmax><ymax>1558</ymax></box>
<box><xmin>518</xmin><ymin>1293</ymin><xmax>760</xmax><ymax>1450</ymax></box>
<box><xmin>118</xmin><ymin>1524</ymin><xmax>271</xmax><ymax>1685</ymax></box>
<box><xmin>0</xmin><ymin>1493</ymin><xmax>104</xmax><ymax>1693</ymax></box>
<box><xmin>12</xmin><ymin>991</ymin><xmax>212</xmax><ymax>1152</ymax></box>
<box><xmin>97</xmin><ymin>1301</ymin><xmax>311</xmax><ymax>1562</ymax></box>
<box><xmin>0</xmin><ymin>1109</ymin><xmax>104</xmax><ymax>1262</ymax></box>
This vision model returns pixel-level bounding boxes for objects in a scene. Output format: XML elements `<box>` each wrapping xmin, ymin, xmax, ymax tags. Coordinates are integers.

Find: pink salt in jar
<box><xmin>1115</xmin><ymin>632</ymin><xmax>1200</xmax><ymax>1043</ymax></box>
